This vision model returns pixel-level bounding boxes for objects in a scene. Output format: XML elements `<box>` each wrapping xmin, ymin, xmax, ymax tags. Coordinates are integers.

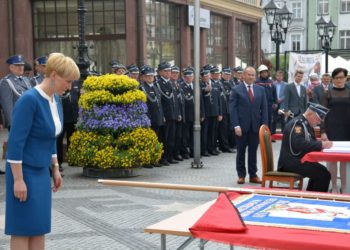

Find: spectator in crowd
<box><xmin>321</xmin><ymin>68</ymin><xmax>350</xmax><ymax>193</ymax></box>
<box><xmin>306</xmin><ymin>73</ymin><xmax>320</xmax><ymax>102</ymax></box>
<box><xmin>230</xmin><ymin>66</ymin><xmax>268</xmax><ymax>185</ymax></box>
<box><xmin>271</xmin><ymin>70</ymin><xmax>287</xmax><ymax>134</ymax></box>
<box><xmin>278</xmin><ymin>103</ymin><xmax>332</xmax><ymax>192</ymax></box>
<box><xmin>281</xmin><ymin>70</ymin><xmax>307</xmax><ymax>122</ymax></box>
<box><xmin>4</xmin><ymin>52</ymin><xmax>79</xmax><ymax>250</ymax></box>
<box><xmin>313</xmin><ymin>73</ymin><xmax>331</xmax><ymax>104</ymax></box>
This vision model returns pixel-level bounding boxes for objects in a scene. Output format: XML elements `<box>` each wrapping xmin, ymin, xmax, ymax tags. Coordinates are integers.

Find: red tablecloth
<box><xmin>190</xmin><ymin>192</ymin><xmax>350</xmax><ymax>250</ymax></box>
<box><xmin>302</xmin><ymin>152</ymin><xmax>350</xmax><ymax>163</ymax></box>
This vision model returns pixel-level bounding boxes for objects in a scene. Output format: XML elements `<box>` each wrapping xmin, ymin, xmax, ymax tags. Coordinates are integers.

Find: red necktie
<box><xmin>248</xmin><ymin>85</ymin><xmax>254</xmax><ymax>103</ymax></box>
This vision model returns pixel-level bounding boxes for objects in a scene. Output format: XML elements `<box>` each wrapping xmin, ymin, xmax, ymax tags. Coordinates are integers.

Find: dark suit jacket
<box><xmin>312</xmin><ymin>84</ymin><xmax>330</xmax><ymax>104</ymax></box>
<box><xmin>229</xmin><ymin>83</ymin><xmax>268</xmax><ymax>133</ymax></box>
<box><xmin>281</xmin><ymin>83</ymin><xmax>307</xmax><ymax>116</ymax></box>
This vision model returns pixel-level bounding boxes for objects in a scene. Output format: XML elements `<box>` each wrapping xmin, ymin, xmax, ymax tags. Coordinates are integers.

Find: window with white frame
<box><xmin>292</xmin><ymin>2</ymin><xmax>302</xmax><ymax>19</ymax></box>
<box><xmin>341</xmin><ymin>0</ymin><xmax>350</xmax><ymax>12</ymax></box>
<box><xmin>317</xmin><ymin>0</ymin><xmax>329</xmax><ymax>15</ymax></box>
<box><xmin>340</xmin><ymin>30</ymin><xmax>350</xmax><ymax>49</ymax></box>
<box><xmin>291</xmin><ymin>34</ymin><xmax>301</xmax><ymax>51</ymax></box>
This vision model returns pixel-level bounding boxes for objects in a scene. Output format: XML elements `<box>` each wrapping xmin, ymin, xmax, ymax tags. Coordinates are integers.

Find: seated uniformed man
<box><xmin>277</xmin><ymin>102</ymin><xmax>332</xmax><ymax>192</ymax></box>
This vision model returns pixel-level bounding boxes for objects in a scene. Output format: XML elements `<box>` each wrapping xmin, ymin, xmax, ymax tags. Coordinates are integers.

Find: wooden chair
<box><xmin>259</xmin><ymin>124</ymin><xmax>303</xmax><ymax>190</ymax></box>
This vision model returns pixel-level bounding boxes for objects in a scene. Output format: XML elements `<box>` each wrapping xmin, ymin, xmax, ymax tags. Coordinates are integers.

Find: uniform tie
<box><xmin>247</xmin><ymin>85</ymin><xmax>254</xmax><ymax>103</ymax></box>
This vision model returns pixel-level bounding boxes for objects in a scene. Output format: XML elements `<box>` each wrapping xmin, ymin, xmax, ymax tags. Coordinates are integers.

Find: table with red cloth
<box><xmin>302</xmin><ymin>151</ymin><xmax>350</xmax><ymax>193</ymax></box>
<box><xmin>145</xmin><ymin>191</ymin><xmax>350</xmax><ymax>250</ymax></box>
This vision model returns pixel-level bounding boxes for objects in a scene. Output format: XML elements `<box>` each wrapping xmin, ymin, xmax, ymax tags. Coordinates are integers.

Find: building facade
<box><xmin>0</xmin><ymin>0</ymin><xmax>263</xmax><ymax>77</ymax></box>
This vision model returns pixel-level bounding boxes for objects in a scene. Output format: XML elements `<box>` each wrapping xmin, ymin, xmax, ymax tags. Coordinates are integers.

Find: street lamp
<box><xmin>264</xmin><ymin>0</ymin><xmax>293</xmax><ymax>71</ymax></box>
<box><xmin>315</xmin><ymin>16</ymin><xmax>337</xmax><ymax>73</ymax></box>
<box><xmin>76</xmin><ymin>0</ymin><xmax>98</xmax><ymax>80</ymax></box>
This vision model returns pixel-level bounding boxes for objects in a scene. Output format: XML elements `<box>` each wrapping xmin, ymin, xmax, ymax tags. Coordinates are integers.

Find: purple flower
<box><xmin>77</xmin><ymin>101</ymin><xmax>151</xmax><ymax>134</ymax></box>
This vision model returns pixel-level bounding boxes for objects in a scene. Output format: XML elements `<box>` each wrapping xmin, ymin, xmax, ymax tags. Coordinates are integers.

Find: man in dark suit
<box><xmin>281</xmin><ymin>70</ymin><xmax>307</xmax><ymax>122</ymax></box>
<box><xmin>312</xmin><ymin>73</ymin><xmax>331</xmax><ymax>104</ymax></box>
<box><xmin>230</xmin><ymin>66</ymin><xmax>268</xmax><ymax>184</ymax></box>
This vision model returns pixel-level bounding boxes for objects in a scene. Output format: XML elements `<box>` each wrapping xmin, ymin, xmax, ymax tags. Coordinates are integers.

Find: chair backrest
<box><xmin>259</xmin><ymin>124</ymin><xmax>274</xmax><ymax>174</ymax></box>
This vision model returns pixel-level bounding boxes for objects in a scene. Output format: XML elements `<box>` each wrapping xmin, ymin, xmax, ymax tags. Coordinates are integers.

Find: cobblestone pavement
<box><xmin>0</xmin><ymin>129</ymin><xmax>283</xmax><ymax>250</ymax></box>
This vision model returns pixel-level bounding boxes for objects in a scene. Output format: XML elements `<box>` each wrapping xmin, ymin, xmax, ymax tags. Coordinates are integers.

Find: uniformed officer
<box><xmin>201</xmin><ymin>65</ymin><xmax>223</xmax><ymax>156</ymax></box>
<box><xmin>170</xmin><ymin>65</ymin><xmax>184</xmax><ymax>161</ymax></box>
<box><xmin>278</xmin><ymin>103</ymin><xmax>332</xmax><ymax>192</ymax></box>
<box><xmin>219</xmin><ymin>67</ymin><xmax>236</xmax><ymax>153</ymax></box>
<box><xmin>156</xmin><ymin>62</ymin><xmax>180</xmax><ymax>164</ymax></box>
<box><xmin>255</xmin><ymin>64</ymin><xmax>277</xmax><ymax>130</ymax></box>
<box><xmin>233</xmin><ymin>66</ymin><xmax>244</xmax><ymax>85</ymax></box>
<box><xmin>111</xmin><ymin>60</ymin><xmax>126</xmax><ymax>75</ymax></box>
<box><xmin>31</xmin><ymin>55</ymin><xmax>48</xmax><ymax>86</ymax></box>
<box><xmin>127</xmin><ymin>64</ymin><xmax>140</xmax><ymax>81</ymax></box>
<box><xmin>139</xmin><ymin>66</ymin><xmax>164</xmax><ymax>168</ymax></box>
<box><xmin>56</xmin><ymin>80</ymin><xmax>81</xmax><ymax>172</ymax></box>
<box><xmin>0</xmin><ymin>55</ymin><xmax>32</xmax><ymax>130</ymax></box>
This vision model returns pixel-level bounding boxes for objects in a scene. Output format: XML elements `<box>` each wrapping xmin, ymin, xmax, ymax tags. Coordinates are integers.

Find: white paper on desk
<box><xmin>323</xmin><ymin>141</ymin><xmax>350</xmax><ymax>153</ymax></box>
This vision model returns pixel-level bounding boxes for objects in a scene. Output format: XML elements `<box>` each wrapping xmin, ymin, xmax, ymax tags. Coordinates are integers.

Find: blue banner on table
<box><xmin>234</xmin><ymin>194</ymin><xmax>350</xmax><ymax>233</ymax></box>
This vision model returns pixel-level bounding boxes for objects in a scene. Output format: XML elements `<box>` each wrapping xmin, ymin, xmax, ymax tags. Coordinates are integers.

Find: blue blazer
<box><xmin>229</xmin><ymin>83</ymin><xmax>268</xmax><ymax>133</ymax></box>
<box><xmin>6</xmin><ymin>88</ymin><xmax>63</xmax><ymax>168</ymax></box>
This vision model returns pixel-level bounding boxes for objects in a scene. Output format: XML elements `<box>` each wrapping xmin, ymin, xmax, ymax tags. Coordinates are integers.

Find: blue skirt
<box><xmin>5</xmin><ymin>163</ymin><xmax>52</xmax><ymax>236</ymax></box>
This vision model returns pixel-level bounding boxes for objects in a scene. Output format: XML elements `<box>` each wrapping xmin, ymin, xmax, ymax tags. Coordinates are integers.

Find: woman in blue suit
<box><xmin>5</xmin><ymin>53</ymin><xmax>80</xmax><ymax>250</ymax></box>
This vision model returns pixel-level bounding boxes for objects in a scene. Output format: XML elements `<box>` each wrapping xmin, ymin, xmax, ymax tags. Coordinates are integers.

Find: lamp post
<box><xmin>263</xmin><ymin>0</ymin><xmax>293</xmax><ymax>71</ymax></box>
<box><xmin>315</xmin><ymin>16</ymin><xmax>337</xmax><ymax>73</ymax></box>
<box><xmin>77</xmin><ymin>0</ymin><xmax>98</xmax><ymax>80</ymax></box>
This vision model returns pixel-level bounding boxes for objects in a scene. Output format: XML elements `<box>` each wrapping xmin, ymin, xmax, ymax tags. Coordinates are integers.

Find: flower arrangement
<box><xmin>67</xmin><ymin>74</ymin><xmax>163</xmax><ymax>169</ymax></box>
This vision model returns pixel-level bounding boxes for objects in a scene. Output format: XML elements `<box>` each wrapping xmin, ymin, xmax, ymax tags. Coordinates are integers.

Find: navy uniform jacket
<box><xmin>0</xmin><ymin>73</ymin><xmax>32</xmax><ymax>128</ymax></box>
<box><xmin>61</xmin><ymin>81</ymin><xmax>81</xmax><ymax>124</ymax></box>
<box><xmin>180</xmin><ymin>82</ymin><xmax>195</xmax><ymax>123</ymax></box>
<box><xmin>140</xmin><ymin>82</ymin><xmax>164</xmax><ymax>127</ymax></box>
<box><xmin>201</xmin><ymin>80</ymin><xmax>222</xmax><ymax>117</ymax></box>
<box><xmin>6</xmin><ymin>88</ymin><xmax>63</xmax><ymax>167</ymax></box>
<box><xmin>171</xmin><ymin>79</ymin><xmax>185</xmax><ymax>122</ymax></box>
<box><xmin>255</xmin><ymin>78</ymin><xmax>277</xmax><ymax>107</ymax></box>
<box><xmin>220</xmin><ymin>79</ymin><xmax>233</xmax><ymax>115</ymax></box>
<box><xmin>229</xmin><ymin>83</ymin><xmax>268</xmax><ymax>133</ymax></box>
<box><xmin>30</xmin><ymin>74</ymin><xmax>45</xmax><ymax>86</ymax></box>
<box><xmin>156</xmin><ymin>77</ymin><xmax>179</xmax><ymax>121</ymax></box>
<box><xmin>278</xmin><ymin>115</ymin><xmax>322</xmax><ymax>171</ymax></box>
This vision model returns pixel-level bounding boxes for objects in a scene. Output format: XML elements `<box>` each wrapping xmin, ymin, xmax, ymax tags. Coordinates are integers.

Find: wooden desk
<box><xmin>144</xmin><ymin>201</ymin><xmax>228</xmax><ymax>250</ymax></box>
<box><xmin>302</xmin><ymin>151</ymin><xmax>350</xmax><ymax>193</ymax></box>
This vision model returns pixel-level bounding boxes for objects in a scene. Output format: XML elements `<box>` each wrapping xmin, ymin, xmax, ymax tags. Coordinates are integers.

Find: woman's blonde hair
<box><xmin>46</xmin><ymin>52</ymin><xmax>80</xmax><ymax>80</ymax></box>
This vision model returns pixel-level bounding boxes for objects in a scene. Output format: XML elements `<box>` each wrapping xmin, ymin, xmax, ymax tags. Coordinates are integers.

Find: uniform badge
<box><xmin>166</xmin><ymin>92</ymin><xmax>169</xmax><ymax>95</ymax></box>
<box><xmin>294</xmin><ymin>126</ymin><xmax>302</xmax><ymax>134</ymax></box>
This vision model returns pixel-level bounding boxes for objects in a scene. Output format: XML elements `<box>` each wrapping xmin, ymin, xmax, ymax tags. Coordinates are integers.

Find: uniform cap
<box><xmin>234</xmin><ymin>66</ymin><xmax>243</xmax><ymax>73</ymax></box>
<box><xmin>36</xmin><ymin>56</ymin><xmax>48</xmax><ymax>65</ymax></box>
<box><xmin>141</xmin><ymin>66</ymin><xmax>155</xmax><ymax>76</ymax></box>
<box><xmin>158</xmin><ymin>62</ymin><xmax>171</xmax><ymax>71</ymax></box>
<box><xmin>6</xmin><ymin>55</ymin><xmax>25</xmax><ymax>65</ymax></box>
<box><xmin>257</xmin><ymin>64</ymin><xmax>269</xmax><ymax>73</ymax></box>
<box><xmin>111</xmin><ymin>60</ymin><xmax>126</xmax><ymax>70</ymax></box>
<box><xmin>171</xmin><ymin>66</ymin><xmax>180</xmax><ymax>72</ymax></box>
<box><xmin>127</xmin><ymin>64</ymin><xmax>139</xmax><ymax>74</ymax></box>
<box><xmin>308</xmin><ymin>102</ymin><xmax>329</xmax><ymax>120</ymax></box>
<box><xmin>222</xmin><ymin>67</ymin><xmax>232</xmax><ymax>75</ymax></box>
<box><xmin>200</xmin><ymin>69</ymin><xmax>210</xmax><ymax>76</ymax></box>
<box><xmin>210</xmin><ymin>66</ymin><xmax>221</xmax><ymax>74</ymax></box>
<box><xmin>183</xmin><ymin>67</ymin><xmax>194</xmax><ymax>76</ymax></box>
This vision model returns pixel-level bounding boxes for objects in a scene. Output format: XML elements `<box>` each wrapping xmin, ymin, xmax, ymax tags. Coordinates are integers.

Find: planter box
<box><xmin>83</xmin><ymin>166</ymin><xmax>141</xmax><ymax>178</ymax></box>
